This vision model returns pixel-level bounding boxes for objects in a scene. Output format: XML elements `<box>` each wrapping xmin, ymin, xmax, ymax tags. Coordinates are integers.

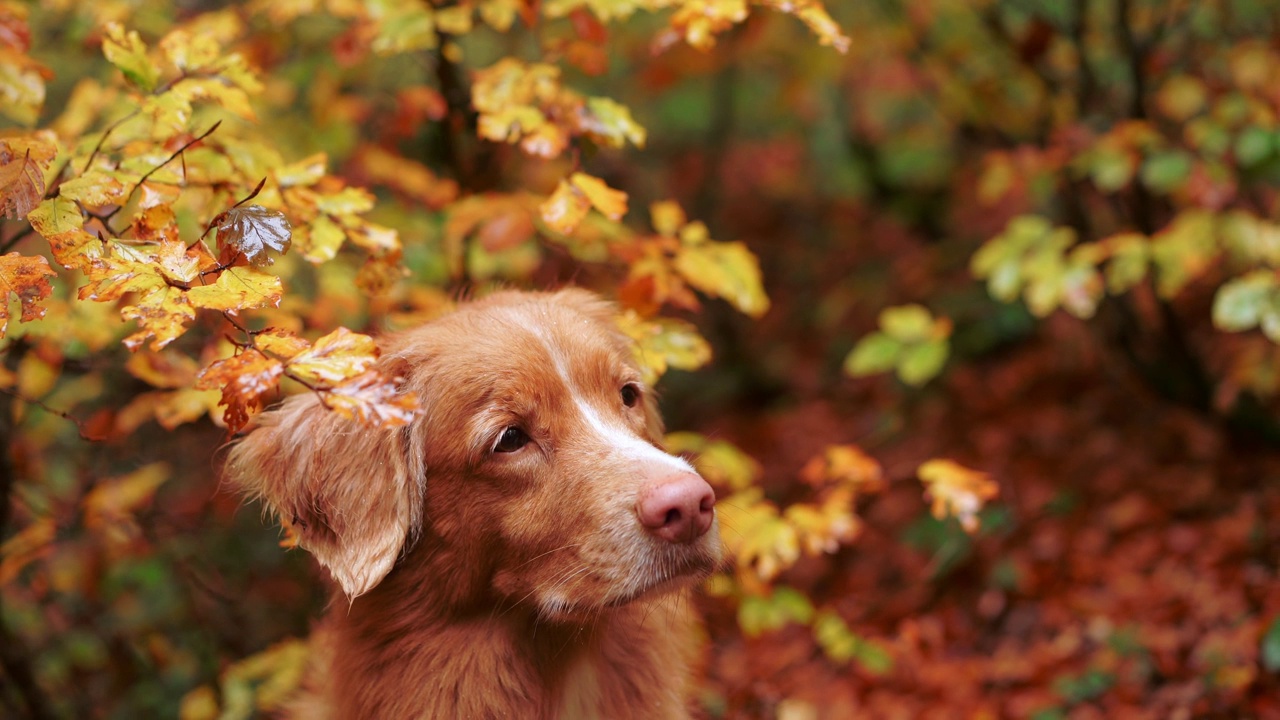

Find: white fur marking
<box><xmin>532</xmin><ymin>323</ymin><xmax>692</xmax><ymax>475</ymax></box>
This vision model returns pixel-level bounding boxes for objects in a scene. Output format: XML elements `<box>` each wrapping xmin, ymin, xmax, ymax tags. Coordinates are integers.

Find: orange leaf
<box><xmin>0</xmin><ymin>251</ymin><xmax>56</xmax><ymax>338</ymax></box>
<box><xmin>323</xmin><ymin>369</ymin><xmax>419</xmax><ymax>427</ymax></box>
<box><xmin>918</xmin><ymin>459</ymin><xmax>999</xmax><ymax>533</ymax></box>
<box><xmin>196</xmin><ymin>349</ymin><xmax>284</xmax><ymax>432</ymax></box>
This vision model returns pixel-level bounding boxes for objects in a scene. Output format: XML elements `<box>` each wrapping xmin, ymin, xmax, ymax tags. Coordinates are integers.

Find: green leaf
<box><xmin>1212</xmin><ymin>271</ymin><xmax>1276</xmax><ymax>332</ymax></box>
<box><xmin>737</xmin><ymin>586</ymin><xmax>814</xmax><ymax>636</ymax></box>
<box><xmin>897</xmin><ymin>338</ymin><xmax>949</xmax><ymax>386</ymax></box>
<box><xmin>1262</xmin><ymin>616</ymin><xmax>1280</xmax><ymax>672</ymax></box>
<box><xmin>879</xmin><ymin>304</ymin><xmax>934</xmax><ymax>343</ymax></box>
<box><xmin>843</xmin><ymin>332</ymin><xmax>900</xmax><ymax>377</ymax></box>
<box><xmin>1140</xmin><ymin>151</ymin><xmax>1193</xmax><ymax>193</ymax></box>
<box><xmin>1235</xmin><ymin>126</ymin><xmax>1274</xmax><ymax>168</ymax></box>
<box><xmin>584</xmin><ymin>97</ymin><xmax>647</xmax><ymax>149</ymax></box>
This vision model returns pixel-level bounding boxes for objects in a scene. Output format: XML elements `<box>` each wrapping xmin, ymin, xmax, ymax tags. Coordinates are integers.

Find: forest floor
<box><xmin>699</xmin><ymin>315</ymin><xmax>1280</xmax><ymax>719</ymax></box>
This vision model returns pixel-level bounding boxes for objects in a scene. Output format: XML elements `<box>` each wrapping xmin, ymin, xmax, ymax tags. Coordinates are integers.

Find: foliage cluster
<box><xmin>5</xmin><ymin>0</ymin><xmax>1280</xmax><ymax>717</ymax></box>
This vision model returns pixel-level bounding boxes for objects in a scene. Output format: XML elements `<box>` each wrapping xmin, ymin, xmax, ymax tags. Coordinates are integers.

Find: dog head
<box><xmin>226</xmin><ymin>289</ymin><xmax>721</xmax><ymax>616</ymax></box>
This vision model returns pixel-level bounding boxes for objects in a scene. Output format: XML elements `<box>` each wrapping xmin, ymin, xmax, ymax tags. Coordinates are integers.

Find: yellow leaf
<box><xmin>665</xmin><ymin>431</ymin><xmax>760</xmax><ymax>491</ymax></box>
<box><xmin>83</xmin><ymin>463</ymin><xmax>170</xmax><ymax>531</ymax></box>
<box><xmin>583</xmin><ymin>97</ymin><xmax>646</xmax><ymax>148</ymax></box>
<box><xmin>102</xmin><ymin>22</ymin><xmax>160</xmax><ymax>92</ymax></box>
<box><xmin>297</xmin><ymin>214</ymin><xmax>346</xmax><ymax>263</ymax></box>
<box><xmin>187</xmin><ymin>266</ymin><xmax>283</xmax><ymax>314</ymax></box>
<box><xmin>170</xmin><ymin>76</ymin><xmax>256</xmax><ymax>121</ymax></box>
<box><xmin>650</xmin><ymin>200</ymin><xmax>686</xmax><ymax>237</ymax></box>
<box><xmin>570</xmin><ymin>172</ymin><xmax>627</xmax><ymax>220</ymax></box>
<box><xmin>540</xmin><ymin>178</ymin><xmax>592</xmax><ymax>235</ymax></box>
<box><xmin>275</xmin><ymin>153</ymin><xmax>327</xmax><ymax>188</ymax></box>
<box><xmin>121</xmin><ymin>286</ymin><xmax>196</xmax><ymax>351</ymax></box>
<box><xmin>615</xmin><ymin>310</ymin><xmax>712</xmax><ymax>383</ymax></box>
<box><xmin>286</xmin><ymin>327</ymin><xmax>379</xmax><ymax>384</ymax></box>
<box><xmin>157</xmin><ymin>28</ymin><xmax>220</xmax><ymax>71</ymax></box>
<box><xmin>918</xmin><ymin>459</ymin><xmax>999</xmax><ymax>533</ymax></box>
<box><xmin>674</xmin><ymin>239</ymin><xmax>770</xmax><ymax>317</ymax></box>
<box><xmin>125</xmin><ymin>349</ymin><xmax>200</xmax><ymax>388</ymax></box>
<box><xmin>255</xmin><ymin>328</ymin><xmax>311</xmax><ymax>361</ymax></box>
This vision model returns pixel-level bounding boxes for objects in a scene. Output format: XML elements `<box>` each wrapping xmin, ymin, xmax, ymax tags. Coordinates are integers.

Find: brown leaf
<box><xmin>0</xmin><ymin>251</ymin><xmax>56</xmax><ymax>338</ymax></box>
<box><xmin>196</xmin><ymin>349</ymin><xmax>284</xmax><ymax>432</ymax></box>
<box><xmin>215</xmin><ymin>205</ymin><xmax>292</xmax><ymax>266</ymax></box>
<box><xmin>0</xmin><ymin>130</ymin><xmax>57</xmax><ymax>219</ymax></box>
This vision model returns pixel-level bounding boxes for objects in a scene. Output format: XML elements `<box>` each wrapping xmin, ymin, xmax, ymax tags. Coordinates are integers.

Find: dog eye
<box><xmin>493</xmin><ymin>427</ymin><xmax>530</xmax><ymax>453</ymax></box>
<box><xmin>620</xmin><ymin>383</ymin><xmax>640</xmax><ymax>408</ymax></box>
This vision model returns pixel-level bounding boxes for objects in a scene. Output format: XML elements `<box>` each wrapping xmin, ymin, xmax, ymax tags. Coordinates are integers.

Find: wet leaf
<box><xmin>196</xmin><ymin>349</ymin><xmax>285</xmax><ymax>432</ymax></box>
<box><xmin>215</xmin><ymin>205</ymin><xmax>292</xmax><ymax>266</ymax></box>
<box><xmin>187</xmin><ymin>266</ymin><xmax>283</xmax><ymax>314</ymax></box>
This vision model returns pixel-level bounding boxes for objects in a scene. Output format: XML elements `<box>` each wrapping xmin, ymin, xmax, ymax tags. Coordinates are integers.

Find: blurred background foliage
<box><xmin>5</xmin><ymin>0</ymin><xmax>1280</xmax><ymax>717</ymax></box>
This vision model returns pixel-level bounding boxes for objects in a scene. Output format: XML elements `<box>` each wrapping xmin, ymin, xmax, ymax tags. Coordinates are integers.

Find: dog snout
<box><xmin>637</xmin><ymin>472</ymin><xmax>716</xmax><ymax>544</ymax></box>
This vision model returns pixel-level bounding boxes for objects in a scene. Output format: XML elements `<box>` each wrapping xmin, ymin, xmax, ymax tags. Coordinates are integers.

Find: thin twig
<box><xmin>0</xmin><ymin>388</ymin><xmax>104</xmax><ymax>442</ymax></box>
<box><xmin>82</xmin><ymin>110</ymin><xmax>140</xmax><ymax>173</ymax></box>
<box><xmin>106</xmin><ymin>120</ymin><xmax>223</xmax><ymax>223</ymax></box>
<box><xmin>0</xmin><ymin>224</ymin><xmax>36</xmax><ymax>255</ymax></box>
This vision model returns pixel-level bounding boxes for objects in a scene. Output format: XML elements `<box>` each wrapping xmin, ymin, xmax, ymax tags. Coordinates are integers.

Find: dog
<box><xmin>225</xmin><ymin>289</ymin><xmax>722</xmax><ymax>718</ymax></box>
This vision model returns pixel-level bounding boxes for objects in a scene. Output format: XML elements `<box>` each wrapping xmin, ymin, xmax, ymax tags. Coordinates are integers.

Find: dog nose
<box><xmin>637</xmin><ymin>472</ymin><xmax>716</xmax><ymax>544</ymax></box>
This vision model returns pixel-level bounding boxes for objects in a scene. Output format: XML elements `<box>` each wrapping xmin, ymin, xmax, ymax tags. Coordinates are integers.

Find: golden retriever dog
<box><xmin>226</xmin><ymin>289</ymin><xmax>722</xmax><ymax>719</ymax></box>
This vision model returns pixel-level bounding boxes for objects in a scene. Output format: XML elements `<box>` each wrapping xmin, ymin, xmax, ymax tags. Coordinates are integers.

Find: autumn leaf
<box><xmin>103</xmin><ymin>22</ymin><xmax>160</xmax><ymax>92</ymax></box>
<box><xmin>666</xmin><ymin>431</ymin><xmax>761</xmax><ymax>491</ymax></box>
<box><xmin>540</xmin><ymin>178</ymin><xmax>592</xmax><ymax>235</ymax></box>
<box><xmin>0</xmin><ymin>251</ymin><xmax>56</xmax><ymax>338</ymax></box>
<box><xmin>215</xmin><ymin>205</ymin><xmax>292</xmax><ymax>266</ymax></box>
<box><xmin>674</xmin><ymin>239</ymin><xmax>770</xmax><ymax>317</ymax></box>
<box><xmin>82</xmin><ymin>463</ymin><xmax>170</xmax><ymax>534</ymax></box>
<box><xmin>121</xmin><ymin>285</ymin><xmax>196</xmax><ymax>351</ymax></box>
<box><xmin>285</xmin><ymin>327</ymin><xmax>379</xmax><ymax>385</ymax></box>
<box><xmin>0</xmin><ymin>517</ymin><xmax>54</xmax><ymax>586</ymax></box>
<box><xmin>918</xmin><ymin>459</ymin><xmax>999</xmax><ymax>533</ymax></box>
<box><xmin>196</xmin><ymin>349</ymin><xmax>285</xmax><ymax>432</ymax></box>
<box><xmin>187</xmin><ymin>266</ymin><xmax>283</xmax><ymax>314</ymax></box>
<box><xmin>254</xmin><ymin>328</ymin><xmax>311</xmax><ymax>361</ymax></box>
<box><xmin>0</xmin><ymin>129</ymin><xmax>57</xmax><ymax>218</ymax></box>
<box><xmin>322</xmin><ymin>369</ymin><xmax>420</xmax><ymax>427</ymax></box>
<box><xmin>615</xmin><ymin>310</ymin><xmax>712</xmax><ymax>383</ymax></box>
<box><xmin>800</xmin><ymin>445</ymin><xmax>884</xmax><ymax>491</ymax></box>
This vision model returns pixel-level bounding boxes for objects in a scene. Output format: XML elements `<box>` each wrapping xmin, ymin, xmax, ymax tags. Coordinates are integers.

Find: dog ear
<box><xmin>225</xmin><ymin>393</ymin><xmax>422</xmax><ymax>599</ymax></box>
